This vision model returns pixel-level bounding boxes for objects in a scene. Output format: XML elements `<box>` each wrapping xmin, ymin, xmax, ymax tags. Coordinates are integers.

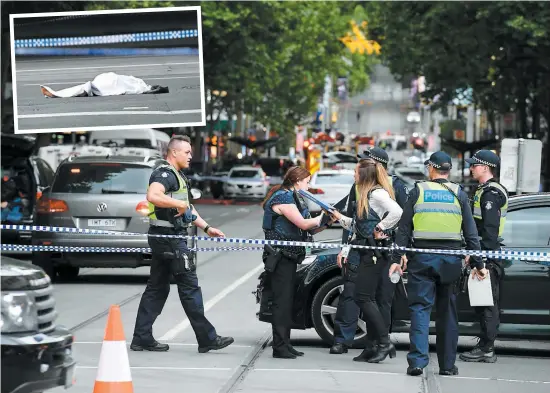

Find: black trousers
<box><xmin>133</xmin><ymin>236</ymin><xmax>217</xmax><ymax>346</ymax></box>
<box><xmin>270</xmin><ymin>255</ymin><xmax>297</xmax><ymax>353</ymax></box>
<box><xmin>474</xmin><ymin>261</ymin><xmax>503</xmax><ymax>348</ymax></box>
<box><xmin>353</xmin><ymin>251</ymin><xmax>389</xmax><ymax>345</ymax></box>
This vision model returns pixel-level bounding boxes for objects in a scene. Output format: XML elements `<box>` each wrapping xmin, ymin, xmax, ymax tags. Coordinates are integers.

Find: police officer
<box><xmin>131</xmin><ymin>135</ymin><xmax>234</xmax><ymax>353</ymax></box>
<box><xmin>262</xmin><ymin>166</ymin><xmax>333</xmax><ymax>359</ymax></box>
<box><xmin>330</xmin><ymin>147</ymin><xmax>409</xmax><ymax>356</ymax></box>
<box><xmin>460</xmin><ymin>150</ymin><xmax>508</xmax><ymax>363</ymax></box>
<box><xmin>389</xmin><ymin>151</ymin><xmax>484</xmax><ymax>376</ymax></box>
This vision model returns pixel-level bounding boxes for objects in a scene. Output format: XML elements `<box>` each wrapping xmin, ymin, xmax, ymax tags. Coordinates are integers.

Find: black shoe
<box><xmin>407</xmin><ymin>367</ymin><xmax>423</xmax><ymax>376</ymax></box>
<box><xmin>439</xmin><ymin>366</ymin><xmax>459</xmax><ymax>376</ymax></box>
<box><xmin>130</xmin><ymin>340</ymin><xmax>169</xmax><ymax>352</ymax></box>
<box><xmin>459</xmin><ymin>345</ymin><xmax>497</xmax><ymax>363</ymax></box>
<box><xmin>330</xmin><ymin>343</ymin><xmax>348</xmax><ymax>354</ymax></box>
<box><xmin>288</xmin><ymin>346</ymin><xmax>304</xmax><ymax>356</ymax></box>
<box><xmin>273</xmin><ymin>350</ymin><xmax>297</xmax><ymax>359</ymax></box>
<box><xmin>367</xmin><ymin>342</ymin><xmax>397</xmax><ymax>363</ymax></box>
<box><xmin>198</xmin><ymin>336</ymin><xmax>234</xmax><ymax>353</ymax></box>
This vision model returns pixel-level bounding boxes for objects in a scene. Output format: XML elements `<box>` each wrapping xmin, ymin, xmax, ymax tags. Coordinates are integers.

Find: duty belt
<box><xmin>150</xmin><ymin>219</ymin><xmax>174</xmax><ymax>228</ymax></box>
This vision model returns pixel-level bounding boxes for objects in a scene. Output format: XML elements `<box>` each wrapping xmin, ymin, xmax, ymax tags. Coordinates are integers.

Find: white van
<box><xmin>89</xmin><ymin>128</ymin><xmax>171</xmax><ymax>158</ymax></box>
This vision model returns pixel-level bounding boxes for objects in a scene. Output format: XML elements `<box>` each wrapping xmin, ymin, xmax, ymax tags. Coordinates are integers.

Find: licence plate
<box><xmin>88</xmin><ymin>219</ymin><xmax>117</xmax><ymax>227</ymax></box>
<box><xmin>64</xmin><ymin>363</ymin><xmax>76</xmax><ymax>388</ymax></box>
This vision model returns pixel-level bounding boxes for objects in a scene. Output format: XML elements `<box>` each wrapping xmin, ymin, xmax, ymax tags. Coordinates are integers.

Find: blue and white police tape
<box><xmin>2</xmin><ymin>224</ymin><xmax>549</xmax><ymax>263</ymax></box>
<box><xmin>1</xmin><ymin>244</ymin><xmax>264</xmax><ymax>253</ymax></box>
<box><xmin>14</xmin><ymin>30</ymin><xmax>199</xmax><ymax>49</ymax></box>
<box><xmin>15</xmin><ymin>47</ymin><xmax>200</xmax><ymax>57</ymax></box>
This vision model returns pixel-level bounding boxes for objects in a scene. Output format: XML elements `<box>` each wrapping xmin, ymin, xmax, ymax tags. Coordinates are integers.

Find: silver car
<box><xmin>222</xmin><ymin>166</ymin><xmax>270</xmax><ymax>200</ymax></box>
<box><xmin>31</xmin><ymin>155</ymin><xmax>200</xmax><ymax>281</ymax></box>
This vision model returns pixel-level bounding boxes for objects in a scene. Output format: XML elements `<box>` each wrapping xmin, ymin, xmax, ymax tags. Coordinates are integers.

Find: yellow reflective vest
<box><xmin>147</xmin><ymin>164</ymin><xmax>189</xmax><ymax>228</ymax></box>
<box><xmin>472</xmin><ymin>182</ymin><xmax>508</xmax><ymax>237</ymax></box>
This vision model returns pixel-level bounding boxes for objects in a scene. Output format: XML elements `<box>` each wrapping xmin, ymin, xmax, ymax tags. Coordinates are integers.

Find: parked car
<box><xmin>305</xmin><ymin>169</ymin><xmax>356</xmax><ymax>217</ymax></box>
<box><xmin>1</xmin><ymin>255</ymin><xmax>76</xmax><ymax>393</ymax></box>
<box><xmin>255</xmin><ymin>193</ymin><xmax>550</xmax><ymax>347</ymax></box>
<box><xmin>30</xmin><ymin>155</ymin><xmax>201</xmax><ymax>281</ymax></box>
<box><xmin>223</xmin><ymin>166</ymin><xmax>270</xmax><ymax>200</ymax></box>
<box><xmin>322</xmin><ymin>152</ymin><xmax>358</xmax><ymax>170</ymax></box>
<box><xmin>1</xmin><ymin>133</ymin><xmax>56</xmax><ymax>245</ymax></box>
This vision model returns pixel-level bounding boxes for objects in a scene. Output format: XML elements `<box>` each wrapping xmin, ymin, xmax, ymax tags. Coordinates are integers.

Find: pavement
<box><xmin>7</xmin><ymin>204</ymin><xmax>550</xmax><ymax>393</ymax></box>
<box><xmin>13</xmin><ymin>55</ymin><xmax>203</xmax><ymax>132</ymax></box>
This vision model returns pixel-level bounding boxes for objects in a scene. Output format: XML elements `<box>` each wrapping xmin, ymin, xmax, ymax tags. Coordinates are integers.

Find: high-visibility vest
<box><xmin>472</xmin><ymin>182</ymin><xmax>508</xmax><ymax>237</ymax></box>
<box><xmin>148</xmin><ymin>164</ymin><xmax>189</xmax><ymax>228</ymax></box>
<box><xmin>413</xmin><ymin>181</ymin><xmax>462</xmax><ymax>241</ymax></box>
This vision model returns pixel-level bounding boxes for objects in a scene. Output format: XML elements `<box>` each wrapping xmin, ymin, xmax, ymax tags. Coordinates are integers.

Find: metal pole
<box><xmin>516</xmin><ymin>138</ymin><xmax>525</xmax><ymax>195</ymax></box>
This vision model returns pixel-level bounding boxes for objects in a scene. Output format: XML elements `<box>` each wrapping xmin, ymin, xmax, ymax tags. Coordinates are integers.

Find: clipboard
<box><xmin>298</xmin><ymin>189</ymin><xmax>335</xmax><ymax>212</ymax></box>
<box><xmin>467</xmin><ymin>273</ymin><xmax>494</xmax><ymax>307</ymax></box>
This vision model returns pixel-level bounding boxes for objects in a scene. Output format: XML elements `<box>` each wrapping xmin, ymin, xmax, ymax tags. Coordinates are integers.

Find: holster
<box><xmin>342</xmin><ymin>261</ymin><xmax>358</xmax><ymax>281</ymax></box>
<box><xmin>455</xmin><ymin>265</ymin><xmax>471</xmax><ymax>294</ymax></box>
<box><xmin>263</xmin><ymin>244</ymin><xmax>282</xmax><ymax>273</ymax></box>
<box><xmin>163</xmin><ymin>248</ymin><xmax>194</xmax><ymax>275</ymax></box>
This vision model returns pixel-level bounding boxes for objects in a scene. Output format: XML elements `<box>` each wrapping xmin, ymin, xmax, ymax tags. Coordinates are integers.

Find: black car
<box><xmin>1</xmin><ymin>255</ymin><xmax>76</xmax><ymax>393</ymax></box>
<box><xmin>1</xmin><ymin>134</ymin><xmax>56</xmax><ymax>245</ymax></box>
<box><xmin>255</xmin><ymin>193</ymin><xmax>550</xmax><ymax>347</ymax></box>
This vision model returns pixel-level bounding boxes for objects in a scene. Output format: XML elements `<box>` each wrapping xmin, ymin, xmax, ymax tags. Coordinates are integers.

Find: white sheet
<box><xmin>468</xmin><ymin>273</ymin><xmax>494</xmax><ymax>307</ymax></box>
<box><xmin>40</xmin><ymin>72</ymin><xmax>154</xmax><ymax>98</ymax></box>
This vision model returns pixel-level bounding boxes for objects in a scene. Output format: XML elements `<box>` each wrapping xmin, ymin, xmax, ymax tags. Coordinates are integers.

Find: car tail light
<box><xmin>309</xmin><ymin>188</ymin><xmax>325</xmax><ymax>195</ymax></box>
<box><xmin>37</xmin><ymin>197</ymin><xmax>68</xmax><ymax>213</ymax></box>
<box><xmin>36</xmin><ymin>191</ymin><xmax>42</xmax><ymax>200</ymax></box>
<box><xmin>135</xmin><ymin>201</ymin><xmax>150</xmax><ymax>216</ymax></box>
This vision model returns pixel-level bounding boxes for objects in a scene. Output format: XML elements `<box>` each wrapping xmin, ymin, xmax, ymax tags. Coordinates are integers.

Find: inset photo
<box><xmin>9</xmin><ymin>6</ymin><xmax>205</xmax><ymax>134</ymax></box>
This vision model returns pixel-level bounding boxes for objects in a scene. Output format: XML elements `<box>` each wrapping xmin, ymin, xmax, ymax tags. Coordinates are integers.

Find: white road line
<box><xmin>220</xmin><ymin>212</ymin><xmax>230</xmax><ymax>217</ymax></box>
<box><xmin>18</xmin><ymin>109</ymin><xmax>202</xmax><ymax>119</ymax></box>
<box><xmin>17</xmin><ymin>62</ymin><xmax>200</xmax><ymax>73</ymax></box>
<box><xmin>203</xmin><ymin>217</ymin><xmax>212</xmax><ymax>221</ymax></box>
<box><xmin>23</xmin><ymin>75</ymin><xmax>200</xmax><ymax>86</ymax></box>
<box><xmin>253</xmin><ymin>369</ymin><xmax>550</xmax><ymax>384</ymax></box>
<box><xmin>77</xmin><ymin>366</ymin><xmax>231</xmax><ymax>371</ymax></box>
<box><xmin>123</xmin><ymin>107</ymin><xmax>149</xmax><ymax>110</ymax></box>
<box><xmin>74</xmin><ymin>341</ymin><xmax>252</xmax><ymax>348</ymax></box>
<box><xmin>159</xmin><ymin>263</ymin><xmax>264</xmax><ymax>341</ymax></box>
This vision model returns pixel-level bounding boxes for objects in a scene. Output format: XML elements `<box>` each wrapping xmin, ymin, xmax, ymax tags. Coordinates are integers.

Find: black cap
<box><xmin>465</xmin><ymin>150</ymin><xmax>499</xmax><ymax>168</ymax></box>
<box><xmin>358</xmin><ymin>147</ymin><xmax>389</xmax><ymax>166</ymax></box>
<box><xmin>424</xmin><ymin>151</ymin><xmax>452</xmax><ymax>170</ymax></box>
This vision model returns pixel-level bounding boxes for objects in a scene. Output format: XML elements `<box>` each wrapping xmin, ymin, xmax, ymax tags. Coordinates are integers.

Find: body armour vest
<box><xmin>262</xmin><ymin>189</ymin><xmax>311</xmax><ymax>241</ymax></box>
<box><xmin>472</xmin><ymin>181</ymin><xmax>508</xmax><ymax>237</ymax></box>
<box><xmin>353</xmin><ymin>186</ymin><xmax>382</xmax><ymax>240</ymax></box>
<box><xmin>147</xmin><ymin>163</ymin><xmax>189</xmax><ymax>228</ymax></box>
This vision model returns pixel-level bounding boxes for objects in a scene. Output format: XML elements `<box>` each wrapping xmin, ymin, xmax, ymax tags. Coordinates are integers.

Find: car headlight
<box><xmin>0</xmin><ymin>292</ymin><xmax>38</xmax><ymax>333</ymax></box>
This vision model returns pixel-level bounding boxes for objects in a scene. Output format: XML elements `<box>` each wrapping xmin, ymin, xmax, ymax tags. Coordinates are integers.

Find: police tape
<box><xmin>1</xmin><ymin>244</ymin><xmax>264</xmax><ymax>253</ymax></box>
<box><xmin>2</xmin><ymin>224</ymin><xmax>549</xmax><ymax>262</ymax></box>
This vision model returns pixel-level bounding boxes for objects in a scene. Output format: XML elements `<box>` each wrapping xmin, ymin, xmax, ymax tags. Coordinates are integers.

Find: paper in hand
<box><xmin>467</xmin><ymin>273</ymin><xmax>494</xmax><ymax>307</ymax></box>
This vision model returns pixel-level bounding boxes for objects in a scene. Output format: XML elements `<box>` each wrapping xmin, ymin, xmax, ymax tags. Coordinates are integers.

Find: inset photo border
<box><xmin>9</xmin><ymin>6</ymin><xmax>206</xmax><ymax>134</ymax></box>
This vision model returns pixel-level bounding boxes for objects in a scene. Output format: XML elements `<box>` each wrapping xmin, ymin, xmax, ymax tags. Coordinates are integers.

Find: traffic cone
<box><xmin>93</xmin><ymin>305</ymin><xmax>133</xmax><ymax>393</ymax></box>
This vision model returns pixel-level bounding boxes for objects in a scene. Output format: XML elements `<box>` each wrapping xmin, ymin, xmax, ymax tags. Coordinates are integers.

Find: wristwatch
<box><xmin>204</xmin><ymin>225</ymin><xmax>211</xmax><ymax>234</ymax></box>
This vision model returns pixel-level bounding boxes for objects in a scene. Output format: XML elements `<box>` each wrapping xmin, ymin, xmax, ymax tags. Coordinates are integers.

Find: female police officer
<box><xmin>330</xmin><ymin>159</ymin><xmax>403</xmax><ymax>363</ymax></box>
<box><xmin>261</xmin><ymin>166</ymin><xmax>333</xmax><ymax>359</ymax></box>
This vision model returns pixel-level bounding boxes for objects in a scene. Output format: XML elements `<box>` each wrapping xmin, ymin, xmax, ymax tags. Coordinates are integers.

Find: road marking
<box><xmin>17</xmin><ymin>61</ymin><xmax>200</xmax><ymax>73</ymax></box>
<box><xmin>23</xmin><ymin>75</ymin><xmax>200</xmax><ymax>86</ymax></box>
<box><xmin>18</xmin><ymin>109</ymin><xmax>202</xmax><ymax>118</ymax></box>
<box><xmin>220</xmin><ymin>212</ymin><xmax>230</xmax><ymax>217</ymax></box>
<box><xmin>123</xmin><ymin>107</ymin><xmax>149</xmax><ymax>110</ymax></box>
<box><xmin>253</xmin><ymin>369</ymin><xmax>550</xmax><ymax>384</ymax></box>
<box><xmin>159</xmin><ymin>263</ymin><xmax>264</xmax><ymax>341</ymax></box>
<box><xmin>203</xmin><ymin>217</ymin><xmax>212</xmax><ymax>221</ymax></box>
<box><xmin>77</xmin><ymin>366</ymin><xmax>231</xmax><ymax>371</ymax></box>
<box><xmin>74</xmin><ymin>341</ymin><xmax>251</xmax><ymax>348</ymax></box>
<box><xmin>236</xmin><ymin>208</ymin><xmax>250</xmax><ymax>213</ymax></box>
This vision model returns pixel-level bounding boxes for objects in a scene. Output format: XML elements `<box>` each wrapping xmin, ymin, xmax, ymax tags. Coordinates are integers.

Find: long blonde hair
<box><xmin>356</xmin><ymin>159</ymin><xmax>395</xmax><ymax>219</ymax></box>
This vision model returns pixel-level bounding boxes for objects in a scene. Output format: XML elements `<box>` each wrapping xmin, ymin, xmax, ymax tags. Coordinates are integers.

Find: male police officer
<box><xmin>389</xmin><ymin>151</ymin><xmax>485</xmax><ymax>376</ymax></box>
<box><xmin>131</xmin><ymin>135</ymin><xmax>234</xmax><ymax>353</ymax></box>
<box><xmin>329</xmin><ymin>147</ymin><xmax>408</xmax><ymax>355</ymax></box>
<box><xmin>460</xmin><ymin>150</ymin><xmax>508</xmax><ymax>363</ymax></box>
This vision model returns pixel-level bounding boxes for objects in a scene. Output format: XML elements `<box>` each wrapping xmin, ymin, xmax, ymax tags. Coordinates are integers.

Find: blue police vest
<box><xmin>262</xmin><ymin>189</ymin><xmax>311</xmax><ymax>241</ymax></box>
<box><xmin>352</xmin><ymin>187</ymin><xmax>382</xmax><ymax>240</ymax></box>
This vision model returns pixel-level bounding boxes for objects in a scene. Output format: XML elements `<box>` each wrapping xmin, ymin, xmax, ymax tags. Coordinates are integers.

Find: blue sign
<box><xmin>424</xmin><ymin>190</ymin><xmax>454</xmax><ymax>203</ymax></box>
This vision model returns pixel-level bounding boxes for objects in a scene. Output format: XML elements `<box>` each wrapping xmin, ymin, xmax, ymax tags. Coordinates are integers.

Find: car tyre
<box><xmin>31</xmin><ymin>252</ymin><xmax>56</xmax><ymax>281</ymax></box>
<box><xmin>310</xmin><ymin>275</ymin><xmax>367</xmax><ymax>349</ymax></box>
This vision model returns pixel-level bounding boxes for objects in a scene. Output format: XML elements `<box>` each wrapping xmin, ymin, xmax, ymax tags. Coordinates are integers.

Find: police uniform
<box><xmin>262</xmin><ymin>188</ymin><xmax>312</xmax><ymax>358</ymax></box>
<box><xmin>460</xmin><ymin>150</ymin><xmax>508</xmax><ymax>363</ymax></box>
<box><xmin>392</xmin><ymin>151</ymin><xmax>483</xmax><ymax>376</ymax></box>
<box><xmin>131</xmin><ymin>161</ymin><xmax>232</xmax><ymax>353</ymax></box>
<box><xmin>330</xmin><ymin>148</ymin><xmax>408</xmax><ymax>356</ymax></box>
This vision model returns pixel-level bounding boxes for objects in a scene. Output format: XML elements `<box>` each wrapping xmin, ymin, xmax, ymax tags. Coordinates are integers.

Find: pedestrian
<box><xmin>389</xmin><ymin>151</ymin><xmax>485</xmax><ymax>376</ymax></box>
<box><xmin>460</xmin><ymin>150</ymin><xmax>508</xmax><ymax>363</ymax></box>
<box><xmin>261</xmin><ymin>166</ymin><xmax>334</xmax><ymax>359</ymax></box>
<box><xmin>131</xmin><ymin>135</ymin><xmax>234</xmax><ymax>353</ymax></box>
<box><xmin>330</xmin><ymin>147</ymin><xmax>409</xmax><ymax>357</ymax></box>
<box><xmin>330</xmin><ymin>159</ymin><xmax>403</xmax><ymax>363</ymax></box>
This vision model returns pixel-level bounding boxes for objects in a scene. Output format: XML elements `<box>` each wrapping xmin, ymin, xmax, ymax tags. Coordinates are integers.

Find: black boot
<box><xmin>273</xmin><ymin>349</ymin><xmax>297</xmax><ymax>359</ymax></box>
<box><xmin>130</xmin><ymin>340</ymin><xmax>169</xmax><ymax>352</ymax></box>
<box><xmin>367</xmin><ymin>342</ymin><xmax>397</xmax><ymax>363</ymax></box>
<box><xmin>330</xmin><ymin>343</ymin><xmax>348</xmax><ymax>354</ymax></box>
<box><xmin>353</xmin><ymin>341</ymin><xmax>376</xmax><ymax>362</ymax></box>
<box><xmin>288</xmin><ymin>345</ymin><xmax>304</xmax><ymax>356</ymax></box>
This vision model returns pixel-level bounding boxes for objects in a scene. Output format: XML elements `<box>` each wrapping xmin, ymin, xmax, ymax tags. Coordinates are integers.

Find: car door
<box><xmin>498</xmin><ymin>203</ymin><xmax>550</xmax><ymax>335</ymax></box>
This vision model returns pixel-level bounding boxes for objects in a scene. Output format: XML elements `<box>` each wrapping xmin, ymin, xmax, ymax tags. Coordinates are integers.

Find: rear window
<box><xmin>230</xmin><ymin>170</ymin><xmax>262</xmax><ymax>179</ymax></box>
<box><xmin>52</xmin><ymin>163</ymin><xmax>151</xmax><ymax>194</ymax></box>
<box><xmin>314</xmin><ymin>173</ymin><xmax>355</xmax><ymax>185</ymax></box>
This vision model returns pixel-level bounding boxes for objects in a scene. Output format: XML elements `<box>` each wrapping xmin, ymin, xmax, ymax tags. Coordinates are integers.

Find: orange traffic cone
<box><xmin>93</xmin><ymin>305</ymin><xmax>133</xmax><ymax>393</ymax></box>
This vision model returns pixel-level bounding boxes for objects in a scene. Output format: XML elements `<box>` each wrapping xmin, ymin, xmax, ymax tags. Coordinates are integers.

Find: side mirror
<box><xmin>190</xmin><ymin>188</ymin><xmax>202</xmax><ymax>200</ymax></box>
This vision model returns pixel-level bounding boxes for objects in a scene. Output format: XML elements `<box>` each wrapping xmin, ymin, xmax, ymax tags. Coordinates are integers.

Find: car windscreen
<box><xmin>230</xmin><ymin>170</ymin><xmax>261</xmax><ymax>179</ymax></box>
<box><xmin>52</xmin><ymin>163</ymin><xmax>151</xmax><ymax>194</ymax></box>
<box><xmin>314</xmin><ymin>173</ymin><xmax>355</xmax><ymax>185</ymax></box>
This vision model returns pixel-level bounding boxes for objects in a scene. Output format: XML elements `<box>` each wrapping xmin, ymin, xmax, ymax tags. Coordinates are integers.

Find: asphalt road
<box><xmin>9</xmin><ymin>204</ymin><xmax>550</xmax><ymax>393</ymax></box>
<box><xmin>14</xmin><ymin>55</ymin><xmax>203</xmax><ymax>132</ymax></box>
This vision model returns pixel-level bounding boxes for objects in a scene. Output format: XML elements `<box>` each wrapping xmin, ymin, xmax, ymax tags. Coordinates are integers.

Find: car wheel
<box><xmin>57</xmin><ymin>266</ymin><xmax>80</xmax><ymax>281</ymax></box>
<box><xmin>310</xmin><ymin>276</ymin><xmax>368</xmax><ymax>349</ymax></box>
<box><xmin>31</xmin><ymin>252</ymin><xmax>56</xmax><ymax>281</ymax></box>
